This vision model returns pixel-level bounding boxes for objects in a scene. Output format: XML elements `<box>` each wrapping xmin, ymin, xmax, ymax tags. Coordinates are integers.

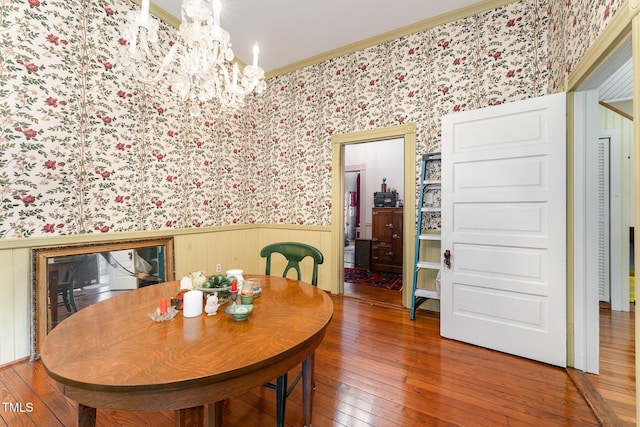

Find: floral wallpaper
<box><xmin>546</xmin><ymin>0</ymin><xmax>623</xmax><ymax>91</ymax></box>
<box><xmin>0</xmin><ymin>0</ymin><xmax>624</xmax><ymax>239</ymax></box>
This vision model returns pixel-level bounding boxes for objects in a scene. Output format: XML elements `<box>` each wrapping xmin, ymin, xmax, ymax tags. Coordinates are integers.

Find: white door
<box><xmin>441</xmin><ymin>92</ymin><xmax>567</xmax><ymax>367</ymax></box>
<box><xmin>107</xmin><ymin>250</ymin><xmax>138</xmax><ymax>290</ymax></box>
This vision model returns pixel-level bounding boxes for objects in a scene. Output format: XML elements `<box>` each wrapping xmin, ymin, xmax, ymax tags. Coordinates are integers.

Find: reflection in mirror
<box><xmin>48</xmin><ymin>247</ymin><xmax>166</xmax><ymax>328</ymax></box>
<box><xmin>34</xmin><ymin>238</ymin><xmax>174</xmax><ymax>355</ymax></box>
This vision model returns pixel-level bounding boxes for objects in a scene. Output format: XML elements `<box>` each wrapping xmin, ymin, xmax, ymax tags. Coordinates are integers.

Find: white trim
<box><xmin>573</xmin><ymin>89</ymin><xmax>600</xmax><ymax>374</ymax></box>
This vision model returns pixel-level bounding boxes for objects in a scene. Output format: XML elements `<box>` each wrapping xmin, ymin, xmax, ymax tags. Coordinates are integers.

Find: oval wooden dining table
<box><xmin>40</xmin><ymin>275</ymin><xmax>334</xmax><ymax>427</ymax></box>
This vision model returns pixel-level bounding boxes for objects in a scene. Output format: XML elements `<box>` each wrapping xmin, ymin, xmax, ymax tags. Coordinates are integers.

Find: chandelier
<box><xmin>118</xmin><ymin>0</ymin><xmax>267</xmax><ymax>116</ymax></box>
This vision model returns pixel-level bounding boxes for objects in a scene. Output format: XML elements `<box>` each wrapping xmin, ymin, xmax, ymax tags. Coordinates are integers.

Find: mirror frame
<box><xmin>32</xmin><ymin>237</ymin><xmax>175</xmax><ymax>356</ymax></box>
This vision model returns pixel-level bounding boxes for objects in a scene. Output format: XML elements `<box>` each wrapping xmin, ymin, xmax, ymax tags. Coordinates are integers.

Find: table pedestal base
<box><xmin>175</xmin><ymin>405</ymin><xmax>204</xmax><ymax>426</ymax></box>
<box><xmin>78</xmin><ymin>401</ymin><xmax>226</xmax><ymax>427</ymax></box>
<box><xmin>78</xmin><ymin>404</ymin><xmax>96</xmax><ymax>427</ymax></box>
<box><xmin>207</xmin><ymin>401</ymin><xmax>224</xmax><ymax>427</ymax></box>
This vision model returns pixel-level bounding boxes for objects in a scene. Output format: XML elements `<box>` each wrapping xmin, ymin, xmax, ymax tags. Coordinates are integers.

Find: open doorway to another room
<box><xmin>343</xmin><ymin>169</ymin><xmax>362</xmax><ymax>267</ymax></box>
<box><xmin>573</xmin><ymin>32</ymin><xmax>635</xmax><ymax>423</ymax></box>
<box><xmin>343</xmin><ymin>138</ymin><xmax>404</xmax><ymax>306</ymax></box>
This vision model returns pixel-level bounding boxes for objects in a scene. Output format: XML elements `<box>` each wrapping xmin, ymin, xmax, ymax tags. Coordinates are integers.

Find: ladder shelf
<box><xmin>411</xmin><ymin>153</ymin><xmax>442</xmax><ymax>320</ymax></box>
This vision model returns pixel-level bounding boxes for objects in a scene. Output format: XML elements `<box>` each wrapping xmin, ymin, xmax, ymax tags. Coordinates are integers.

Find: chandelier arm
<box><xmin>217</xmin><ymin>61</ymin><xmax>234</xmax><ymax>87</ymax></box>
<box><xmin>139</xmin><ymin>30</ymin><xmax>177</xmax><ymax>70</ymax></box>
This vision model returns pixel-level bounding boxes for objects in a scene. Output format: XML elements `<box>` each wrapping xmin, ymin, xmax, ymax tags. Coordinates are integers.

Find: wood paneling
<box><xmin>0</xmin><ymin>248</ymin><xmax>30</xmax><ymax>366</ymax></box>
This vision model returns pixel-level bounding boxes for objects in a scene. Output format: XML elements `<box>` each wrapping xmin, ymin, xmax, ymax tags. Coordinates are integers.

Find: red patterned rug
<box><xmin>344</xmin><ymin>268</ymin><xmax>403</xmax><ymax>291</ymax></box>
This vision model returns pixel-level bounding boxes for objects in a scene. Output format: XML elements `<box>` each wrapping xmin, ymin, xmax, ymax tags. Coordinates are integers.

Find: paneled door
<box><xmin>440</xmin><ymin>92</ymin><xmax>567</xmax><ymax>367</ymax></box>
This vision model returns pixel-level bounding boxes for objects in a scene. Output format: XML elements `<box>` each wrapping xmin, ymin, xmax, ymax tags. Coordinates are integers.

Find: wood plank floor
<box><xmin>345</xmin><ymin>281</ymin><xmax>637</xmax><ymax>426</ymax></box>
<box><xmin>587</xmin><ymin>303</ymin><xmax>636</xmax><ymax>425</ymax></box>
<box><xmin>343</xmin><ymin>280</ymin><xmax>403</xmax><ymax>306</ymax></box>
<box><xmin>0</xmin><ymin>294</ymin><xmax>607</xmax><ymax>427</ymax></box>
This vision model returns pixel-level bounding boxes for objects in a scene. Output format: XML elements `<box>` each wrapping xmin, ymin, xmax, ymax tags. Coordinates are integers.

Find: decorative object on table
<box><xmin>226</xmin><ymin>304</ymin><xmax>253</xmax><ymax>321</ymax></box>
<box><xmin>189</xmin><ymin>271</ymin><xmax>207</xmax><ymax>288</ymax></box>
<box><xmin>117</xmin><ymin>0</ymin><xmax>267</xmax><ymax>117</ymax></box>
<box><xmin>147</xmin><ymin>306</ymin><xmax>179</xmax><ymax>322</ymax></box>
<box><xmin>204</xmin><ymin>293</ymin><xmax>220</xmax><ymax>316</ymax></box>
<box><xmin>182</xmin><ymin>290</ymin><xmax>204</xmax><ymax>318</ymax></box>
<box><xmin>197</xmin><ymin>274</ymin><xmax>232</xmax><ymax>303</ymax></box>
<box><xmin>226</xmin><ymin>269</ymin><xmax>244</xmax><ymax>284</ymax></box>
<box><xmin>225</xmin><ymin>280</ymin><xmax>239</xmax><ymax>314</ymax></box>
<box><xmin>159</xmin><ymin>297</ymin><xmax>168</xmax><ymax>315</ymax></box>
<box><xmin>240</xmin><ymin>281</ymin><xmax>255</xmax><ymax>304</ymax></box>
<box><xmin>180</xmin><ymin>276</ymin><xmax>193</xmax><ymax>290</ymax></box>
<box><xmin>172</xmin><ymin>289</ymin><xmax>191</xmax><ymax>310</ymax></box>
<box><xmin>381</xmin><ymin>177</ymin><xmax>387</xmax><ymax>192</ymax></box>
<box><xmin>244</xmin><ymin>278</ymin><xmax>262</xmax><ymax>297</ymax></box>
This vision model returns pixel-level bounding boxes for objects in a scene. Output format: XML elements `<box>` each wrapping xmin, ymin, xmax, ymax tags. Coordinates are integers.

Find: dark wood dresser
<box><xmin>371</xmin><ymin>207</ymin><xmax>403</xmax><ymax>273</ymax></box>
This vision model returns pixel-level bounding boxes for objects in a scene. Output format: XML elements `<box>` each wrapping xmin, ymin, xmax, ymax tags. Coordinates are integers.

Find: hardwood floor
<box><xmin>0</xmin><ymin>294</ymin><xmax>608</xmax><ymax>426</ymax></box>
<box><xmin>343</xmin><ymin>280</ymin><xmax>403</xmax><ymax>307</ymax></box>
<box><xmin>587</xmin><ymin>303</ymin><xmax>636</xmax><ymax>425</ymax></box>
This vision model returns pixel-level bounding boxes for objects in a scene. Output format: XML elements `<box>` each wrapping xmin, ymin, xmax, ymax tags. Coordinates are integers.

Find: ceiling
<box><xmin>148</xmin><ymin>1</ymin><xmax>633</xmax><ymax>102</ymax></box>
<box><xmin>151</xmin><ymin>0</ymin><xmax>485</xmax><ymax>73</ymax></box>
<box><xmin>578</xmin><ymin>35</ymin><xmax>632</xmax><ymax>104</ymax></box>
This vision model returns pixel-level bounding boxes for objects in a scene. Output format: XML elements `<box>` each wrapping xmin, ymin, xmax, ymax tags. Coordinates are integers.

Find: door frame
<box><xmin>566</xmin><ymin>5</ymin><xmax>633</xmax><ymax>373</ymax></box>
<box><xmin>331</xmin><ymin>124</ymin><xmax>416</xmax><ymax>305</ymax></box>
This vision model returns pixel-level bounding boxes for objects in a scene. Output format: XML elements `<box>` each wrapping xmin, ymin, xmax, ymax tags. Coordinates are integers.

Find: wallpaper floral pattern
<box><xmin>0</xmin><ymin>0</ymin><xmax>624</xmax><ymax>238</ymax></box>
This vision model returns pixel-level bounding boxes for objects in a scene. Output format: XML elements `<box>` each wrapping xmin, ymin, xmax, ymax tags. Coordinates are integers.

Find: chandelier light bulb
<box><xmin>212</xmin><ymin>0</ymin><xmax>221</xmax><ymax>27</ymax></box>
<box><xmin>252</xmin><ymin>43</ymin><xmax>259</xmax><ymax>68</ymax></box>
<box><xmin>140</xmin><ymin>0</ymin><xmax>150</xmax><ymax>28</ymax></box>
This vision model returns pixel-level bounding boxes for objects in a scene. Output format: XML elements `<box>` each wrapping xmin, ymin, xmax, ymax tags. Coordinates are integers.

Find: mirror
<box><xmin>33</xmin><ymin>238</ymin><xmax>174</xmax><ymax>355</ymax></box>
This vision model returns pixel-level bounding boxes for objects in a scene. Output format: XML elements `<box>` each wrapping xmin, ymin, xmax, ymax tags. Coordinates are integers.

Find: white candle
<box><xmin>212</xmin><ymin>0</ymin><xmax>221</xmax><ymax>27</ymax></box>
<box><xmin>252</xmin><ymin>43</ymin><xmax>259</xmax><ymax>68</ymax></box>
<box><xmin>232</xmin><ymin>62</ymin><xmax>238</xmax><ymax>87</ymax></box>
<box><xmin>180</xmin><ymin>276</ymin><xmax>193</xmax><ymax>290</ymax></box>
<box><xmin>183</xmin><ymin>290</ymin><xmax>203</xmax><ymax>318</ymax></box>
<box><xmin>140</xmin><ymin>0</ymin><xmax>150</xmax><ymax>28</ymax></box>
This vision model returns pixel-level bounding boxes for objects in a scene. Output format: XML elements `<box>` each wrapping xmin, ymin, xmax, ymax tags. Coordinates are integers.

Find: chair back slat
<box><xmin>260</xmin><ymin>242</ymin><xmax>324</xmax><ymax>286</ymax></box>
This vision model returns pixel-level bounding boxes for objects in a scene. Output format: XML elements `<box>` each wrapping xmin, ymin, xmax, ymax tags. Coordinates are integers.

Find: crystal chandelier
<box><xmin>119</xmin><ymin>0</ymin><xmax>267</xmax><ymax>116</ymax></box>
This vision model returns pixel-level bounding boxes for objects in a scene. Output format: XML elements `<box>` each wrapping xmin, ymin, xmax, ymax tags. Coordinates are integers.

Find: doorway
<box><xmin>574</xmin><ymin>33</ymin><xmax>634</xmax><ymax>364</ymax></box>
<box><xmin>330</xmin><ymin>123</ymin><xmax>417</xmax><ymax>308</ymax></box>
<box><xmin>572</xmin><ymin>31</ymin><xmax>635</xmax><ymax>422</ymax></box>
<box><xmin>342</xmin><ymin>139</ymin><xmax>404</xmax><ymax>305</ymax></box>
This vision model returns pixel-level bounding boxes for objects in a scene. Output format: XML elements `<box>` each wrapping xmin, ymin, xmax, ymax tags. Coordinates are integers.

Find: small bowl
<box><xmin>227</xmin><ymin>304</ymin><xmax>253</xmax><ymax>321</ymax></box>
<box><xmin>241</xmin><ymin>295</ymin><xmax>254</xmax><ymax>305</ymax></box>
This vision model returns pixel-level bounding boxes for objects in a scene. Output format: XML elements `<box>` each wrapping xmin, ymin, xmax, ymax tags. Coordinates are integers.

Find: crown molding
<box><xmin>133</xmin><ymin>1</ymin><xmax>517</xmax><ymax>78</ymax></box>
<box><xmin>265</xmin><ymin>0</ymin><xmax>516</xmax><ymax>78</ymax></box>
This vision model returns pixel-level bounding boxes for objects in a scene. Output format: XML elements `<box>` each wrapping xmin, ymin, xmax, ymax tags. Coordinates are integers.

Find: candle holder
<box><xmin>147</xmin><ymin>306</ymin><xmax>179</xmax><ymax>322</ymax></box>
<box><xmin>224</xmin><ymin>290</ymin><xmax>238</xmax><ymax>314</ymax></box>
